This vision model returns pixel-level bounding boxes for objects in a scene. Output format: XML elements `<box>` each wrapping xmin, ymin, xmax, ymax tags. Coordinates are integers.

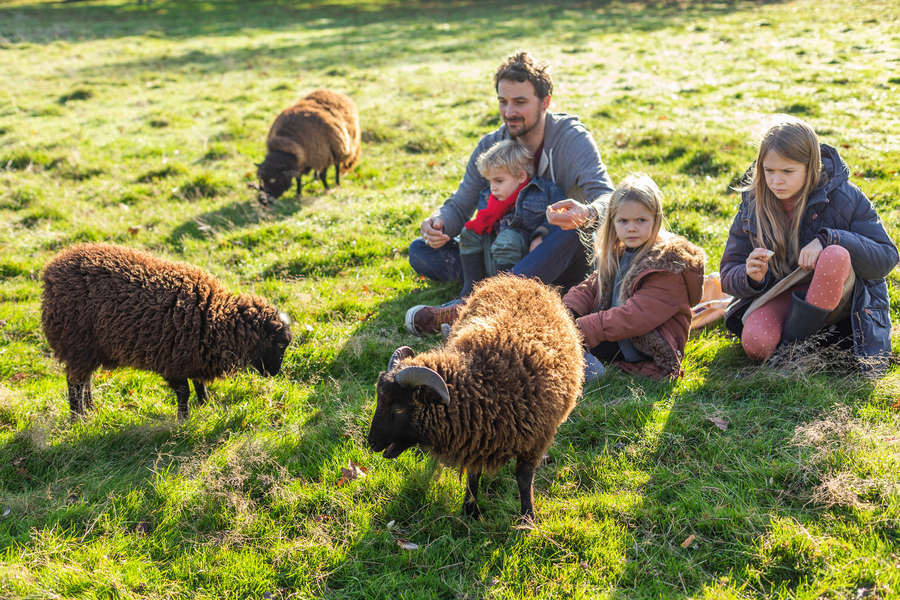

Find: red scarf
<box><xmin>464</xmin><ymin>178</ymin><xmax>530</xmax><ymax>235</ymax></box>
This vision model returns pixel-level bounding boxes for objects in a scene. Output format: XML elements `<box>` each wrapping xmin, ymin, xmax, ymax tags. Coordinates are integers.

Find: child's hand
<box><xmin>798</xmin><ymin>238</ymin><xmax>823</xmax><ymax>270</ymax></box>
<box><xmin>530</xmin><ymin>235</ymin><xmax>543</xmax><ymax>252</ymax></box>
<box><xmin>746</xmin><ymin>247</ymin><xmax>773</xmax><ymax>282</ymax></box>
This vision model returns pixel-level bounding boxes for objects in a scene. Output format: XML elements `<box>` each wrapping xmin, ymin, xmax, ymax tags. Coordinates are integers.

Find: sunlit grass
<box><xmin>1</xmin><ymin>0</ymin><xmax>899</xmax><ymax>597</ymax></box>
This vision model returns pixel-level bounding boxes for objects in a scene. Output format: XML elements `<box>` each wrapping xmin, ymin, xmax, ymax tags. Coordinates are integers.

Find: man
<box><xmin>407</xmin><ymin>51</ymin><xmax>615</xmax><ymax>334</ymax></box>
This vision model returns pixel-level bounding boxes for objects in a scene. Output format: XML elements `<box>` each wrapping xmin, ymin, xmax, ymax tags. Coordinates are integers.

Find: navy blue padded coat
<box><xmin>720</xmin><ymin>144</ymin><xmax>898</xmax><ymax>372</ymax></box>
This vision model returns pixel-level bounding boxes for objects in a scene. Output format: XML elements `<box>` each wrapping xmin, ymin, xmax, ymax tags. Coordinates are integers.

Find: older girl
<box><xmin>720</xmin><ymin>116</ymin><xmax>897</xmax><ymax>370</ymax></box>
<box><xmin>564</xmin><ymin>174</ymin><xmax>705</xmax><ymax>381</ymax></box>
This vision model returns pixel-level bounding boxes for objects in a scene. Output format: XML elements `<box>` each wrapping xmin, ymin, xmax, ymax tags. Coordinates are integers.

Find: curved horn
<box><xmin>395</xmin><ymin>366</ymin><xmax>450</xmax><ymax>406</ymax></box>
<box><xmin>387</xmin><ymin>346</ymin><xmax>415</xmax><ymax>371</ymax></box>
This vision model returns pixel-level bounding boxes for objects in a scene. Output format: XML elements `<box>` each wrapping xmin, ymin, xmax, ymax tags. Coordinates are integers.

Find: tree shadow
<box><xmin>4</xmin><ymin>0</ymin><xmax>786</xmax><ymax>91</ymax></box>
<box><xmin>3</xmin><ymin>0</ymin><xmax>784</xmax><ymax>47</ymax></box>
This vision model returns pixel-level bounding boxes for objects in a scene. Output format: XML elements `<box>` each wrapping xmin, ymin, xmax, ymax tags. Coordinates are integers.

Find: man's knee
<box><xmin>408</xmin><ymin>238</ymin><xmax>430</xmax><ymax>273</ymax></box>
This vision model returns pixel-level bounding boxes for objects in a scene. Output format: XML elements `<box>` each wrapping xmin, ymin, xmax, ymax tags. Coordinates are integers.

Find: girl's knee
<box><xmin>741</xmin><ymin>333</ymin><xmax>778</xmax><ymax>360</ymax></box>
<box><xmin>817</xmin><ymin>244</ymin><xmax>851</xmax><ymax>271</ymax></box>
<box><xmin>741</xmin><ymin>323</ymin><xmax>780</xmax><ymax>361</ymax></box>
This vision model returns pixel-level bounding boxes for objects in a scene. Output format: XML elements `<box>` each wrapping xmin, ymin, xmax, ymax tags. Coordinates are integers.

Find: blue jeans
<box><xmin>408</xmin><ymin>225</ymin><xmax>589</xmax><ymax>290</ymax></box>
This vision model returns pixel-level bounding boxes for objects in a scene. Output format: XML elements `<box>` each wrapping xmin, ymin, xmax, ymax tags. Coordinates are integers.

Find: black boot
<box><xmin>780</xmin><ymin>290</ymin><xmax>831</xmax><ymax>344</ymax></box>
<box><xmin>460</xmin><ymin>252</ymin><xmax>486</xmax><ymax>298</ymax></box>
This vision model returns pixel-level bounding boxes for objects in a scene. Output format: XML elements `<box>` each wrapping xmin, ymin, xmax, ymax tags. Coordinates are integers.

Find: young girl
<box><xmin>720</xmin><ymin>116</ymin><xmax>898</xmax><ymax>371</ymax></box>
<box><xmin>564</xmin><ymin>174</ymin><xmax>706</xmax><ymax>380</ymax></box>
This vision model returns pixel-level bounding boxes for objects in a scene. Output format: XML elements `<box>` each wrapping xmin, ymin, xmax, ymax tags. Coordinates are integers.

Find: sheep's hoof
<box><xmin>462</xmin><ymin>502</ymin><xmax>482</xmax><ymax>520</ymax></box>
<box><xmin>177</xmin><ymin>410</ymin><xmax>189</xmax><ymax>423</ymax></box>
<box><xmin>513</xmin><ymin>514</ymin><xmax>536</xmax><ymax>530</ymax></box>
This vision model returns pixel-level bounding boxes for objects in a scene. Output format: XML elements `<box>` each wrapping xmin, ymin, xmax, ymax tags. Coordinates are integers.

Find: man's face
<box><xmin>497</xmin><ymin>79</ymin><xmax>549</xmax><ymax>139</ymax></box>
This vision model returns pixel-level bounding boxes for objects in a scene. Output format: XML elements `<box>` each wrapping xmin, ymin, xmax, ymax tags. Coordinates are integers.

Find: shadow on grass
<box><xmin>0</xmin><ymin>407</ymin><xmax>252</xmax><ymax>546</ymax></box>
<box><xmin>605</xmin><ymin>340</ymin><xmax>877</xmax><ymax>597</ymax></box>
<box><xmin>165</xmin><ymin>189</ymin><xmax>309</xmax><ymax>248</ymax></box>
<box><xmin>3</xmin><ymin>0</ymin><xmax>784</xmax><ymax>47</ymax></box>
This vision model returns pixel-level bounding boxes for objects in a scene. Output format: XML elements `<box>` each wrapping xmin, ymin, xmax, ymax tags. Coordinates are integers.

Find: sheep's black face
<box><xmin>252</xmin><ymin>312</ymin><xmax>293</xmax><ymax>376</ymax></box>
<box><xmin>368</xmin><ymin>374</ymin><xmax>419</xmax><ymax>459</ymax></box>
<box><xmin>257</xmin><ymin>165</ymin><xmax>293</xmax><ymax>202</ymax></box>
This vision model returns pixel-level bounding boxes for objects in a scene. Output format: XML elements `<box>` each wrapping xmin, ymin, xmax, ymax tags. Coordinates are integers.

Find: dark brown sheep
<box><xmin>41</xmin><ymin>243</ymin><xmax>293</xmax><ymax>422</ymax></box>
<box><xmin>368</xmin><ymin>274</ymin><xmax>583</xmax><ymax>521</ymax></box>
<box><xmin>254</xmin><ymin>89</ymin><xmax>361</xmax><ymax>204</ymax></box>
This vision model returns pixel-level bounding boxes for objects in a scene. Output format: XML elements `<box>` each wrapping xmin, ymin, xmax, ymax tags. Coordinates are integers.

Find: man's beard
<box><xmin>506</xmin><ymin>109</ymin><xmax>544</xmax><ymax>139</ymax></box>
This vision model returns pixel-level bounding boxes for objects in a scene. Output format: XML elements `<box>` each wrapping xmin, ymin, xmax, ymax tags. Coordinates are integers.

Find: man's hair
<box><xmin>476</xmin><ymin>139</ymin><xmax>534</xmax><ymax>178</ymax></box>
<box><xmin>494</xmin><ymin>51</ymin><xmax>553</xmax><ymax>99</ymax></box>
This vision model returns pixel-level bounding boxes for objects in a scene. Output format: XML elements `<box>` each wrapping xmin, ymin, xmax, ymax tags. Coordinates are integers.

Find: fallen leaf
<box><xmin>706</xmin><ymin>416</ymin><xmax>729</xmax><ymax>431</ymax></box>
<box><xmin>397</xmin><ymin>539</ymin><xmax>418</xmax><ymax>551</ymax></box>
<box><xmin>127</xmin><ymin>226</ymin><xmax>140</xmax><ymax>235</ymax></box>
<box><xmin>386</xmin><ymin>520</ymin><xmax>396</xmax><ymax>529</ymax></box>
<box><xmin>680</xmin><ymin>534</ymin><xmax>696</xmax><ymax>548</ymax></box>
<box><xmin>891</xmin><ymin>396</ymin><xmax>900</xmax><ymax>410</ymax></box>
<box><xmin>360</xmin><ymin>311</ymin><xmax>375</xmax><ymax>322</ymax></box>
<box><xmin>1</xmin><ymin>508</ymin><xmax>10</xmax><ymax>518</ymax></box>
<box><xmin>337</xmin><ymin>460</ymin><xmax>367</xmax><ymax>486</ymax></box>
<box><xmin>305</xmin><ymin>324</ymin><xmax>314</xmax><ymax>332</ymax></box>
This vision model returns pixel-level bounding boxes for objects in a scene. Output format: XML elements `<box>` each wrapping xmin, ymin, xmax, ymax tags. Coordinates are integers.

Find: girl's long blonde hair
<box><xmin>744</xmin><ymin>115</ymin><xmax>822</xmax><ymax>279</ymax></box>
<box><xmin>593</xmin><ymin>173</ymin><xmax>664</xmax><ymax>288</ymax></box>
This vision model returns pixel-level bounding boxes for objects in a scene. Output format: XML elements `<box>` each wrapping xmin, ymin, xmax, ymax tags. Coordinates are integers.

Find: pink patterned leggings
<box><xmin>742</xmin><ymin>245</ymin><xmax>852</xmax><ymax>361</ymax></box>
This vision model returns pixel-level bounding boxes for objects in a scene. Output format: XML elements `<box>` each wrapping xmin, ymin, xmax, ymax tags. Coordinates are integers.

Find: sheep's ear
<box><xmin>387</xmin><ymin>346</ymin><xmax>415</xmax><ymax>371</ymax></box>
<box><xmin>395</xmin><ymin>366</ymin><xmax>450</xmax><ymax>406</ymax></box>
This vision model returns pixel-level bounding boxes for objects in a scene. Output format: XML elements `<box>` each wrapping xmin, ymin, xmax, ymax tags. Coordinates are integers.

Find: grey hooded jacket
<box><xmin>438</xmin><ymin>112</ymin><xmax>614</xmax><ymax>238</ymax></box>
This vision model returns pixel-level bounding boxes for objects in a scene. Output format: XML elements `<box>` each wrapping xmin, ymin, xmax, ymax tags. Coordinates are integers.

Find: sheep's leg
<box><xmin>192</xmin><ymin>380</ymin><xmax>208</xmax><ymax>405</ymax></box>
<box><xmin>515</xmin><ymin>458</ymin><xmax>538</xmax><ymax>522</ymax></box>
<box><xmin>333</xmin><ymin>163</ymin><xmax>340</xmax><ymax>187</ymax></box>
<box><xmin>167</xmin><ymin>378</ymin><xmax>191</xmax><ymax>422</ymax></box>
<box><xmin>462</xmin><ymin>468</ymin><xmax>482</xmax><ymax>519</ymax></box>
<box><xmin>83</xmin><ymin>381</ymin><xmax>94</xmax><ymax>411</ymax></box>
<box><xmin>67</xmin><ymin>378</ymin><xmax>88</xmax><ymax>419</ymax></box>
<box><xmin>318</xmin><ymin>169</ymin><xmax>330</xmax><ymax>190</ymax></box>
<box><xmin>295</xmin><ymin>172</ymin><xmax>303</xmax><ymax>198</ymax></box>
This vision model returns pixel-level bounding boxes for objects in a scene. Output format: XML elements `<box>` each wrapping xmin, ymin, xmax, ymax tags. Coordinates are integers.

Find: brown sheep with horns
<box><xmin>368</xmin><ymin>274</ymin><xmax>584</xmax><ymax>521</ymax></box>
<box><xmin>254</xmin><ymin>88</ymin><xmax>360</xmax><ymax>204</ymax></box>
<box><xmin>41</xmin><ymin>243</ymin><xmax>292</xmax><ymax>422</ymax></box>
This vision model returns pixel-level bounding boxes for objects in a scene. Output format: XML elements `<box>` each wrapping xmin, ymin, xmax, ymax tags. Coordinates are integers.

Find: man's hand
<box><xmin>746</xmin><ymin>247</ymin><xmax>773</xmax><ymax>283</ymax></box>
<box><xmin>530</xmin><ymin>235</ymin><xmax>543</xmax><ymax>252</ymax></box>
<box><xmin>547</xmin><ymin>199</ymin><xmax>592</xmax><ymax>230</ymax></box>
<box><xmin>420</xmin><ymin>216</ymin><xmax>450</xmax><ymax>248</ymax></box>
<box><xmin>798</xmin><ymin>238</ymin><xmax>824</xmax><ymax>270</ymax></box>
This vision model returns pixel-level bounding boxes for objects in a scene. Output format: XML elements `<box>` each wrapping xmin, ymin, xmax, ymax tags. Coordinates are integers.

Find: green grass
<box><xmin>2</xmin><ymin>0</ymin><xmax>900</xmax><ymax>597</ymax></box>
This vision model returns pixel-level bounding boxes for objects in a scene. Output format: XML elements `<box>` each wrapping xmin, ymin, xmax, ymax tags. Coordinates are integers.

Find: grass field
<box><xmin>1</xmin><ymin>0</ymin><xmax>900</xmax><ymax>598</ymax></box>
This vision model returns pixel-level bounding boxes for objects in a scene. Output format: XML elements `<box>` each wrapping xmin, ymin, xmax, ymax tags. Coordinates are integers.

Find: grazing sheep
<box><xmin>254</xmin><ymin>89</ymin><xmax>360</xmax><ymax>204</ymax></box>
<box><xmin>368</xmin><ymin>274</ymin><xmax>583</xmax><ymax>521</ymax></box>
<box><xmin>41</xmin><ymin>243</ymin><xmax>293</xmax><ymax>422</ymax></box>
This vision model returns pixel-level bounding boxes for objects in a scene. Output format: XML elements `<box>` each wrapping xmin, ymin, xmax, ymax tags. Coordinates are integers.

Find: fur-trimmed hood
<box><xmin>565</xmin><ymin>231</ymin><xmax>705</xmax><ymax>379</ymax></box>
<box><xmin>598</xmin><ymin>231</ymin><xmax>706</xmax><ymax>310</ymax></box>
